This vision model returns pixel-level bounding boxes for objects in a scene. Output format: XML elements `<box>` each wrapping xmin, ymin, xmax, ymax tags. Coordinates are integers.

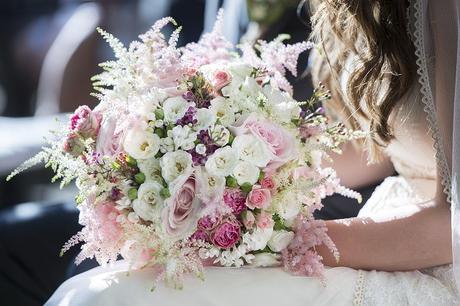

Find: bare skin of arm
<box><xmin>319</xmin><ymin>200</ymin><xmax>451</xmax><ymax>270</ymax></box>
<box><xmin>320</xmin><ymin>141</ymin><xmax>451</xmax><ymax>270</ymax></box>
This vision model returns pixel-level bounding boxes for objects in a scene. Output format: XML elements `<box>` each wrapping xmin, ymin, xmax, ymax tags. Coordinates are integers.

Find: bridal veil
<box><xmin>412</xmin><ymin>0</ymin><xmax>460</xmax><ymax>295</ymax></box>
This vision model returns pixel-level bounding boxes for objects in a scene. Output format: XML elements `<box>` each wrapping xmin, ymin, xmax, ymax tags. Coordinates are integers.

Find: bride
<box><xmin>47</xmin><ymin>0</ymin><xmax>460</xmax><ymax>305</ymax></box>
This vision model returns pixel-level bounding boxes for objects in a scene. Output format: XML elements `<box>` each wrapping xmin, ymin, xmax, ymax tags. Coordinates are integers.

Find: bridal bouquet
<box><xmin>9</xmin><ymin>13</ymin><xmax>362</xmax><ymax>288</ymax></box>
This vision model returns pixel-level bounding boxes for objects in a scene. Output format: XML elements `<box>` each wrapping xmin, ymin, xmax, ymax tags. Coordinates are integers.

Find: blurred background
<box><xmin>0</xmin><ymin>1</ymin><xmax>369</xmax><ymax>306</ymax></box>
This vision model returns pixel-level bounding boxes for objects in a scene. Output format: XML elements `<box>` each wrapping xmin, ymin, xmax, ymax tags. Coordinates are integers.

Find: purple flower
<box><xmin>176</xmin><ymin>106</ymin><xmax>197</xmax><ymax>126</ymax></box>
<box><xmin>109</xmin><ymin>187</ymin><xmax>122</xmax><ymax>201</ymax></box>
<box><xmin>189</xmin><ymin>149</ymin><xmax>208</xmax><ymax>166</ymax></box>
<box><xmin>223</xmin><ymin>188</ymin><xmax>247</xmax><ymax>215</ymax></box>
<box><xmin>182</xmin><ymin>91</ymin><xmax>195</xmax><ymax>102</ymax></box>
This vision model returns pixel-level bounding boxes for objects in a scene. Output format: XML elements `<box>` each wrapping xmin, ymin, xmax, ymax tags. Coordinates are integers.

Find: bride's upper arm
<box><xmin>327</xmin><ymin>142</ymin><xmax>394</xmax><ymax>189</ymax></box>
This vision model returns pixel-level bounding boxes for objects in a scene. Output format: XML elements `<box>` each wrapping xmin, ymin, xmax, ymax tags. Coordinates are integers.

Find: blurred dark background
<box><xmin>0</xmin><ymin>1</ymin><xmax>367</xmax><ymax>305</ymax></box>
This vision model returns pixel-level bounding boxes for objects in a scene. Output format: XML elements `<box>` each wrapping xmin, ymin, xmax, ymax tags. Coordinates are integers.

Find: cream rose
<box><xmin>160</xmin><ymin>150</ymin><xmax>193</xmax><ymax>184</ymax></box>
<box><xmin>132</xmin><ymin>182</ymin><xmax>164</xmax><ymax>221</ymax></box>
<box><xmin>123</xmin><ymin>126</ymin><xmax>160</xmax><ymax>160</ymax></box>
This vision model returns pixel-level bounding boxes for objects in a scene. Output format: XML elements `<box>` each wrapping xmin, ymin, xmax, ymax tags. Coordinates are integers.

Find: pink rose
<box><xmin>256</xmin><ymin>211</ymin><xmax>274</xmax><ymax>229</ymax></box>
<box><xmin>212</xmin><ymin>70</ymin><xmax>232</xmax><ymax>92</ymax></box>
<box><xmin>70</xmin><ymin>105</ymin><xmax>102</xmax><ymax>138</ymax></box>
<box><xmin>232</xmin><ymin>114</ymin><xmax>297</xmax><ymax>174</ymax></box>
<box><xmin>121</xmin><ymin>241</ymin><xmax>155</xmax><ymax>269</ymax></box>
<box><xmin>96</xmin><ymin>116</ymin><xmax>124</xmax><ymax>157</ymax></box>
<box><xmin>210</xmin><ymin>217</ymin><xmax>241</xmax><ymax>249</ymax></box>
<box><xmin>241</xmin><ymin>210</ymin><xmax>256</xmax><ymax>229</ymax></box>
<box><xmin>260</xmin><ymin>176</ymin><xmax>276</xmax><ymax>191</ymax></box>
<box><xmin>162</xmin><ymin>174</ymin><xmax>201</xmax><ymax>240</ymax></box>
<box><xmin>246</xmin><ymin>186</ymin><xmax>271</xmax><ymax>210</ymax></box>
<box><xmin>223</xmin><ymin>188</ymin><xmax>247</xmax><ymax>215</ymax></box>
<box><xmin>197</xmin><ymin>215</ymin><xmax>221</xmax><ymax>231</ymax></box>
<box><xmin>190</xmin><ymin>229</ymin><xmax>209</xmax><ymax>242</ymax></box>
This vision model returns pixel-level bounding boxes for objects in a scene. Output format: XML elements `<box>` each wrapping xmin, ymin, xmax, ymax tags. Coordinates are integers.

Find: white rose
<box><xmin>245</xmin><ymin>227</ymin><xmax>273</xmax><ymax>251</ymax></box>
<box><xmin>267</xmin><ymin>230</ymin><xmax>295</xmax><ymax>252</ymax></box>
<box><xmin>138</xmin><ymin>158</ymin><xmax>162</xmax><ymax>182</ymax></box>
<box><xmin>227</xmin><ymin>63</ymin><xmax>252</xmax><ymax>80</ymax></box>
<box><xmin>210</xmin><ymin>125</ymin><xmax>231</xmax><ymax>146</ymax></box>
<box><xmin>232</xmin><ymin>134</ymin><xmax>272</xmax><ymax>167</ymax></box>
<box><xmin>240</xmin><ymin>76</ymin><xmax>261</xmax><ymax>98</ymax></box>
<box><xmin>195</xmin><ymin>108</ymin><xmax>216</xmax><ymax>131</ymax></box>
<box><xmin>171</xmin><ymin>125</ymin><xmax>197</xmax><ymax>151</ymax></box>
<box><xmin>123</xmin><ymin>127</ymin><xmax>160</xmax><ymax>160</ymax></box>
<box><xmin>262</xmin><ymin>84</ymin><xmax>290</xmax><ymax>105</ymax></box>
<box><xmin>232</xmin><ymin>161</ymin><xmax>260</xmax><ymax>185</ymax></box>
<box><xmin>210</xmin><ymin>96</ymin><xmax>235</xmax><ymax>126</ymax></box>
<box><xmin>205</xmin><ymin>146</ymin><xmax>238</xmax><ymax>177</ymax></box>
<box><xmin>275</xmin><ymin>200</ymin><xmax>301</xmax><ymax>226</ymax></box>
<box><xmin>132</xmin><ymin>182</ymin><xmax>164</xmax><ymax>221</ymax></box>
<box><xmin>160</xmin><ymin>150</ymin><xmax>193</xmax><ymax>183</ymax></box>
<box><xmin>251</xmin><ymin>253</ymin><xmax>281</xmax><ymax>267</ymax></box>
<box><xmin>271</xmin><ymin>101</ymin><xmax>301</xmax><ymax>124</ymax></box>
<box><xmin>163</xmin><ymin>96</ymin><xmax>189</xmax><ymax>123</ymax></box>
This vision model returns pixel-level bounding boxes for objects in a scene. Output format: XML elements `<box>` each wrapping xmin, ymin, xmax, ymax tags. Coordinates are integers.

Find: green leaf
<box><xmin>226</xmin><ymin>176</ymin><xmax>238</xmax><ymax>188</ymax></box>
<box><xmin>155</xmin><ymin>109</ymin><xmax>164</xmax><ymax>120</ymax></box>
<box><xmin>134</xmin><ymin>172</ymin><xmax>146</xmax><ymax>184</ymax></box>
<box><xmin>160</xmin><ymin>187</ymin><xmax>171</xmax><ymax>198</ymax></box>
<box><xmin>258</xmin><ymin>171</ymin><xmax>265</xmax><ymax>182</ymax></box>
<box><xmin>128</xmin><ymin>188</ymin><xmax>138</xmax><ymax>200</ymax></box>
<box><xmin>154</xmin><ymin>128</ymin><xmax>166</xmax><ymax>138</ymax></box>
<box><xmin>126</xmin><ymin>156</ymin><xmax>137</xmax><ymax>167</ymax></box>
<box><xmin>241</xmin><ymin>182</ymin><xmax>253</xmax><ymax>193</ymax></box>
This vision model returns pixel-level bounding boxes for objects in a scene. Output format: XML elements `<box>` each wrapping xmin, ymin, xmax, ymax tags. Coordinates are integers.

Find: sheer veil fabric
<box><xmin>411</xmin><ymin>0</ymin><xmax>460</xmax><ymax>295</ymax></box>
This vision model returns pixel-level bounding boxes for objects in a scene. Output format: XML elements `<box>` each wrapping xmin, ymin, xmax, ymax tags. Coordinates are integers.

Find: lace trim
<box><xmin>411</xmin><ymin>0</ymin><xmax>452</xmax><ymax>203</ymax></box>
<box><xmin>353</xmin><ymin>270</ymin><xmax>365</xmax><ymax>306</ymax></box>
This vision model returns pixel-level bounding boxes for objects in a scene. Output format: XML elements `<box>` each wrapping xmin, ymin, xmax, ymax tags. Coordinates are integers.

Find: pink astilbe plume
<box><xmin>62</xmin><ymin>200</ymin><xmax>124</xmax><ymax>265</ymax></box>
<box><xmin>135</xmin><ymin>17</ymin><xmax>186</xmax><ymax>91</ymax></box>
<box><xmin>181</xmin><ymin>10</ymin><xmax>233</xmax><ymax>68</ymax></box>
<box><xmin>282</xmin><ymin>216</ymin><xmax>339</xmax><ymax>277</ymax></box>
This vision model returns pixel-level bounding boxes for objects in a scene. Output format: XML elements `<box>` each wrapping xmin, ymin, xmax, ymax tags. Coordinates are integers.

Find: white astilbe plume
<box><xmin>241</xmin><ymin>34</ymin><xmax>311</xmax><ymax>94</ymax></box>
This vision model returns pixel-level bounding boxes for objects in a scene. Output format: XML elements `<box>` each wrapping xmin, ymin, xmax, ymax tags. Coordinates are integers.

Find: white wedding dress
<box><xmin>46</xmin><ymin>0</ymin><xmax>460</xmax><ymax>305</ymax></box>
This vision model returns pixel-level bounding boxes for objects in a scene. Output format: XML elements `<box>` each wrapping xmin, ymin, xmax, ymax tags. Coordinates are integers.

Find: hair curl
<box><xmin>308</xmin><ymin>0</ymin><xmax>416</xmax><ymax>160</ymax></box>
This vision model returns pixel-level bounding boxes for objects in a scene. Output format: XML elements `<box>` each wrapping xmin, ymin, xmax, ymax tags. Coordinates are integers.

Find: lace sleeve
<box><xmin>412</xmin><ymin>0</ymin><xmax>460</xmax><ymax>294</ymax></box>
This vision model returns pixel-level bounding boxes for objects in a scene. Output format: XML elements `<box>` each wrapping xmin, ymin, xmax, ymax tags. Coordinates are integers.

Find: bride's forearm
<box><xmin>318</xmin><ymin>203</ymin><xmax>452</xmax><ymax>271</ymax></box>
